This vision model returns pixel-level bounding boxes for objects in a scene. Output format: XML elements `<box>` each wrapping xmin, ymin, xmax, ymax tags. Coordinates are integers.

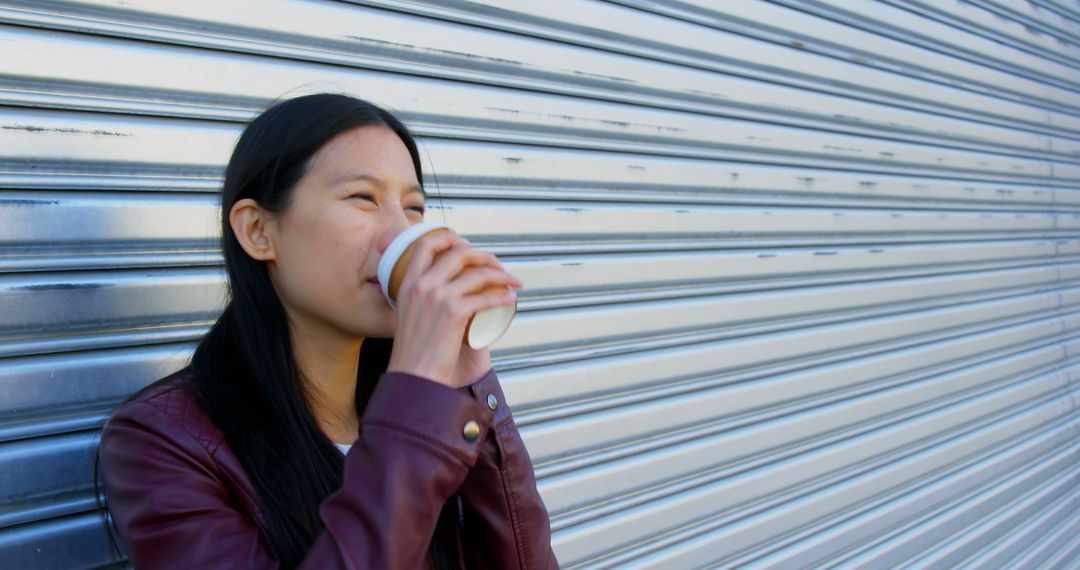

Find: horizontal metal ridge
<box><xmin>1037</xmin><ymin>0</ymin><xmax>1080</xmax><ymax>20</ymax></box>
<box><xmin>0</xmin><ymin>171</ymin><xmax>223</xmax><ymax>193</ymax></box>
<box><xmin>1018</xmin><ymin>517</ymin><xmax>1080</xmax><ymax>570</ymax></box>
<box><xmin>956</xmin><ymin>485</ymin><xmax>1080</xmax><ymax>569</ymax></box>
<box><xmin>997</xmin><ymin>498</ymin><xmax>1080</xmax><ymax>568</ymax></box>
<box><xmin>407</xmin><ymin>0</ymin><xmax>1080</xmax><ymax>92</ymax></box>
<box><xmin>0</xmin><ymin>343</ymin><xmax>193</xmax><ymax>421</ymax></box>
<box><xmin>500</xmin><ymin>262</ymin><xmax>1078</xmax><ymax>357</ymax></box>
<box><xmin>886</xmin><ymin>465</ymin><xmax>1080</xmax><ymax>569</ymax></box>
<box><xmin>502</xmin><ymin>267</ymin><xmax>1080</xmax><ymax>369</ymax></box>
<box><xmin>594</xmin><ymin>0</ymin><xmax>1080</xmax><ymax>110</ymax></box>
<box><xmin>5</xmin><ymin>71</ymin><xmax>1074</xmax><ymax>173</ymax></box>
<box><xmin>0</xmin><ymin>268</ymin><xmax>224</xmax><ymax>356</ymax></box>
<box><xmin>634</xmin><ymin>395</ymin><xmax>1078</xmax><ymax>569</ymax></box>
<box><xmin>6</xmin><ymin>189</ymin><xmax>1073</xmax><ymax>273</ymax></box>
<box><xmin>4</xmin><ymin>75</ymin><xmax>1078</xmax><ymax>181</ymax></box>
<box><xmin>4</xmin><ymin>194</ymin><xmax>1075</xmax><ymax>258</ymax></box>
<box><xmin>0</xmin><ymin>190</ymin><xmax>220</xmax><ymax>256</ymax></box>
<box><xmin>709</xmin><ymin>427</ymin><xmax>1080</xmax><ymax>570</ymax></box>
<box><xmin>0</xmin><ymin>409</ymin><xmax>106</xmax><ymax>445</ymax></box>
<box><xmin>1</xmin><ymin>1</ymin><xmax>1078</xmax><ymax>140</ymax></box>
<box><xmin>8</xmin><ymin>234</ymin><xmax>1080</xmax><ymax>276</ymax></box>
<box><xmin>501</xmin><ymin>294</ymin><xmax>1080</xmax><ymax>413</ymax></box>
<box><xmin>889</xmin><ymin>0</ymin><xmax>1080</xmax><ymax>64</ymax></box>
<box><xmin>1</xmin><ymin>241</ymin><xmax>1072</xmax><ymax>325</ymax></box>
<box><xmin>554</xmin><ymin>386</ymin><xmax>1078</xmax><ymax>567</ymax></box>
<box><xmin>540</xmin><ymin>350</ymin><xmax>1078</xmax><ymax>528</ymax></box>
<box><xmin>0</xmin><ymin>275</ymin><xmax>1071</xmax><ymax>414</ymax></box>
<box><xmin>481</xmin><ymin>233</ymin><xmax>1080</xmax><ymax>257</ymax></box>
<box><xmin>0</xmin><ymin>492</ymin><xmax>97</xmax><ymax>530</ymax></box>
<box><xmin>435</xmin><ymin>202</ymin><xmax>1080</xmax><ymax>250</ymax></box>
<box><xmin>698</xmin><ymin>0</ymin><xmax>1080</xmax><ymax>88</ymax></box>
<box><xmin>3</xmin><ymin>298</ymin><xmax>1077</xmax><ymax>449</ymax></box>
<box><xmin>0</xmin><ymin>430</ymin><xmax>98</xmax><ymax>509</ymax></box>
<box><xmin>421</xmin><ymin>182</ymin><xmax>1077</xmax><ymax>214</ymax></box>
<box><xmin>513</xmin><ymin>246</ymin><xmax>1080</xmax><ymax>310</ymax></box>
<box><xmin>0</xmin><ymin>510</ymin><xmax>113</xmax><ymax>568</ymax></box>
<box><xmin>0</xmin><ymin>323</ymin><xmax>209</xmax><ymax>361</ymax></box>
<box><xmin>966</xmin><ymin>0</ymin><xmax>1080</xmax><ymax>46</ymax></box>
<box><xmin>7</xmin><ymin>139</ymin><xmax>1074</xmax><ymax>198</ymax></box>
<box><xmin>0</xmin><ymin>253</ymin><xmax>1075</xmax><ymax>358</ymax></box>
<box><xmin>7</xmin><ymin>139</ymin><xmax>1079</xmax><ymax>206</ymax></box>
<box><xmin>4</xmin><ymin>347</ymin><xmax>1071</xmax><ymax>561</ymax></box>
<box><xmin>524</xmin><ymin>324</ymin><xmax>1079</xmax><ymax>473</ymax></box>
<box><xmin>0</xmin><ymin>251</ymin><xmax>224</xmax><ymax>273</ymax></box>
<box><xmin>3</xmin><ymin>248</ymin><xmax>1076</xmax><ymax>359</ymax></box>
<box><xmin>748</xmin><ymin>441</ymin><xmax>1080</xmax><ymax>569</ymax></box>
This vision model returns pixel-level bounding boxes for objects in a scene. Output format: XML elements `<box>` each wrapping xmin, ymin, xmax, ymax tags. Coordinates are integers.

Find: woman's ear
<box><xmin>230</xmin><ymin>198</ymin><xmax>278</xmax><ymax>261</ymax></box>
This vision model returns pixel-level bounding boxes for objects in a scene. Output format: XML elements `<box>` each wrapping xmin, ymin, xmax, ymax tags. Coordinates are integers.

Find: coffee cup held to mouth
<box><xmin>377</xmin><ymin>222</ymin><xmax>517</xmax><ymax>349</ymax></box>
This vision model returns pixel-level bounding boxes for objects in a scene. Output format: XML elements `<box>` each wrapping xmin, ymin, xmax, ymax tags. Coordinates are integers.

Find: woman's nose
<box><xmin>376</xmin><ymin>210</ymin><xmax>412</xmax><ymax>254</ymax></box>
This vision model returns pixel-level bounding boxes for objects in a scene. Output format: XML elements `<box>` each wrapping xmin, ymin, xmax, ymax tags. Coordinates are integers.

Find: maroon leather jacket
<box><xmin>99</xmin><ymin>367</ymin><xmax>558</xmax><ymax>569</ymax></box>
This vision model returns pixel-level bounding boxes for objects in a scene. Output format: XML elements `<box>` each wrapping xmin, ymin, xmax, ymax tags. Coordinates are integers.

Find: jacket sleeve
<box><xmin>457</xmin><ymin>368</ymin><xmax>559</xmax><ymax>569</ymax></box>
<box><xmin>99</xmin><ymin>371</ymin><xmax>493</xmax><ymax>569</ymax></box>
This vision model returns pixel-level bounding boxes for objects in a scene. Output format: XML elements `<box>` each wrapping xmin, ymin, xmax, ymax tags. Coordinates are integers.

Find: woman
<box><xmin>97</xmin><ymin>93</ymin><xmax>557</xmax><ymax>569</ymax></box>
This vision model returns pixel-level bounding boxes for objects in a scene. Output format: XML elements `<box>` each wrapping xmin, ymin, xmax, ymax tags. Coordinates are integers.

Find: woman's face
<box><xmin>266</xmin><ymin>125</ymin><xmax>426</xmax><ymax>341</ymax></box>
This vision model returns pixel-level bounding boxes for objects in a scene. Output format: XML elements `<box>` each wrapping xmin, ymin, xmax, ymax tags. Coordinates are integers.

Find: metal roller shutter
<box><xmin>0</xmin><ymin>0</ymin><xmax>1077</xmax><ymax>567</ymax></box>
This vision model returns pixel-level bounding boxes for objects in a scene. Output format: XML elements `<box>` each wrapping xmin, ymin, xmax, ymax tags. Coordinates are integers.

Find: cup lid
<box><xmin>377</xmin><ymin>222</ymin><xmax>450</xmax><ymax>307</ymax></box>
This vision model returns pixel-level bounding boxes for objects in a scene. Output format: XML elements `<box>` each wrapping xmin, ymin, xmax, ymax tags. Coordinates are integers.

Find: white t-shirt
<box><xmin>335</xmin><ymin>442</ymin><xmax>352</xmax><ymax>455</ymax></box>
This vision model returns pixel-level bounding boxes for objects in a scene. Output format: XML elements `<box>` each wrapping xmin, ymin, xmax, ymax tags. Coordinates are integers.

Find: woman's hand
<box><xmin>386</xmin><ymin>231</ymin><xmax>521</xmax><ymax>389</ymax></box>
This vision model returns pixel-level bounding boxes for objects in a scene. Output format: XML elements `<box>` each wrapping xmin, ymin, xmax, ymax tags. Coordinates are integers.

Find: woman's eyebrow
<box><xmin>407</xmin><ymin>184</ymin><xmax>428</xmax><ymax>202</ymax></box>
<box><xmin>337</xmin><ymin>172</ymin><xmax>427</xmax><ymax>200</ymax></box>
<box><xmin>336</xmin><ymin>172</ymin><xmax>381</xmax><ymax>187</ymax></box>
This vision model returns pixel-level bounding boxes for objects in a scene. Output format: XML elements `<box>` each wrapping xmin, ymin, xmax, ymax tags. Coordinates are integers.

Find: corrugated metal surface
<box><xmin>0</xmin><ymin>0</ymin><xmax>1078</xmax><ymax>567</ymax></box>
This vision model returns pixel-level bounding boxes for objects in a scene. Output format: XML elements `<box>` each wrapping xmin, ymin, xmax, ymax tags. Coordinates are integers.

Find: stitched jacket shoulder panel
<box><xmin>126</xmin><ymin>372</ymin><xmax>226</xmax><ymax>456</ymax></box>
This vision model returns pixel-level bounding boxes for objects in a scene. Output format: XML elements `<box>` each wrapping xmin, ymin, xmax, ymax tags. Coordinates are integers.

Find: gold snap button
<box><xmin>486</xmin><ymin>394</ymin><xmax>498</xmax><ymax>410</ymax></box>
<box><xmin>463</xmin><ymin>420</ymin><xmax>481</xmax><ymax>442</ymax></box>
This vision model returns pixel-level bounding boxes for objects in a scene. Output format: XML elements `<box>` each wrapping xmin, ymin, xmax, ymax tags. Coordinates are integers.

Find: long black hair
<box><xmin>97</xmin><ymin>94</ymin><xmax>459</xmax><ymax>568</ymax></box>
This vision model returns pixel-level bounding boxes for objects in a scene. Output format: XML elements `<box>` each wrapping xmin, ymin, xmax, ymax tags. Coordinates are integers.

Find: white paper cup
<box><xmin>377</xmin><ymin>222</ymin><xmax>517</xmax><ymax>349</ymax></box>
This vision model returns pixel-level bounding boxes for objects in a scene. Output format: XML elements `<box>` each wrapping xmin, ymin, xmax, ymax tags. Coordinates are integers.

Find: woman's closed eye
<box><xmin>348</xmin><ymin>192</ymin><xmax>425</xmax><ymax>214</ymax></box>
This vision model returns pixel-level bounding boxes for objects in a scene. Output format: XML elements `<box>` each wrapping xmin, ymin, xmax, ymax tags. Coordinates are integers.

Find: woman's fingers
<box><xmin>395</xmin><ymin>227</ymin><xmax>521</xmax><ymax>312</ymax></box>
<box><xmin>447</xmin><ymin>265</ymin><xmax>522</xmax><ymax>297</ymax></box>
<box><xmin>444</xmin><ymin>278</ymin><xmax>516</xmax><ymax>317</ymax></box>
<box><xmin>400</xmin><ymin>233</ymin><xmax>471</xmax><ymax>290</ymax></box>
<box><xmin>401</xmin><ymin>230</ymin><xmax>460</xmax><ymax>282</ymax></box>
<box><xmin>458</xmin><ymin>287</ymin><xmax>518</xmax><ymax>318</ymax></box>
<box><xmin>405</xmin><ymin>233</ymin><xmax>515</xmax><ymax>291</ymax></box>
<box><xmin>426</xmin><ymin>241</ymin><xmax>501</xmax><ymax>282</ymax></box>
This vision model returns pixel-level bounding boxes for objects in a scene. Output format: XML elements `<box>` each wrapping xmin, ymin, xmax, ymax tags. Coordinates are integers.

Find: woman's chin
<box><xmin>365</xmin><ymin>315</ymin><xmax>397</xmax><ymax>339</ymax></box>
